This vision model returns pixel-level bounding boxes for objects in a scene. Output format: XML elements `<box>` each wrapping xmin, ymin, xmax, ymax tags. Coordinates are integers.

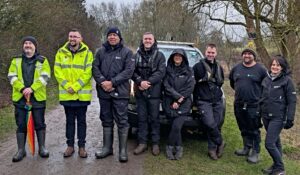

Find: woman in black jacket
<box><xmin>163</xmin><ymin>49</ymin><xmax>195</xmax><ymax>160</ymax></box>
<box><xmin>260</xmin><ymin>55</ymin><xmax>297</xmax><ymax>175</ymax></box>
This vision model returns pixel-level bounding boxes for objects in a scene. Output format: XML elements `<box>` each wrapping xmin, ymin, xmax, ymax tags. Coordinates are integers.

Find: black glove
<box><xmin>284</xmin><ymin>120</ymin><xmax>294</xmax><ymax>129</ymax></box>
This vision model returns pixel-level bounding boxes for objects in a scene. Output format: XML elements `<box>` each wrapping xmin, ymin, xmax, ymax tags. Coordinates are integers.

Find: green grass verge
<box><xmin>144</xmin><ymin>81</ymin><xmax>300</xmax><ymax>175</ymax></box>
<box><xmin>0</xmin><ymin>80</ymin><xmax>58</xmax><ymax>140</ymax></box>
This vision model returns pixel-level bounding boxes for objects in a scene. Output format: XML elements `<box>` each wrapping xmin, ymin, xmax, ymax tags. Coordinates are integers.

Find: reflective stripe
<box><xmin>73</xmin><ymin>65</ymin><xmax>85</xmax><ymax>69</ymax></box>
<box><xmin>39</xmin><ymin>77</ymin><xmax>47</xmax><ymax>86</ymax></box>
<box><xmin>41</xmin><ymin>72</ymin><xmax>50</xmax><ymax>77</ymax></box>
<box><xmin>78</xmin><ymin>90</ymin><xmax>92</xmax><ymax>94</ymax></box>
<box><xmin>41</xmin><ymin>75</ymin><xmax>50</xmax><ymax>81</ymax></box>
<box><xmin>59</xmin><ymin>64</ymin><xmax>85</xmax><ymax>70</ymax></box>
<box><xmin>59</xmin><ymin>89</ymin><xmax>92</xmax><ymax>94</ymax></box>
<box><xmin>86</xmin><ymin>63</ymin><xmax>92</xmax><ymax>68</ymax></box>
<box><xmin>55</xmin><ymin>62</ymin><xmax>61</xmax><ymax>67</ymax></box>
<box><xmin>8</xmin><ymin>72</ymin><xmax>17</xmax><ymax>76</ymax></box>
<box><xmin>10</xmin><ymin>77</ymin><xmax>18</xmax><ymax>85</ymax></box>
<box><xmin>61</xmin><ymin>80</ymin><xmax>68</xmax><ymax>87</ymax></box>
<box><xmin>83</xmin><ymin>50</ymin><xmax>90</xmax><ymax>70</ymax></box>
<box><xmin>59</xmin><ymin>90</ymin><xmax>68</xmax><ymax>94</ymax></box>
<box><xmin>78</xmin><ymin>79</ymin><xmax>85</xmax><ymax>87</ymax></box>
<box><xmin>61</xmin><ymin>65</ymin><xmax>72</xmax><ymax>69</ymax></box>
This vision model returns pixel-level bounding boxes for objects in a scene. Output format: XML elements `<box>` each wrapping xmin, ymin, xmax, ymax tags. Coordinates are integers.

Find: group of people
<box><xmin>8</xmin><ymin>27</ymin><xmax>296</xmax><ymax>175</ymax></box>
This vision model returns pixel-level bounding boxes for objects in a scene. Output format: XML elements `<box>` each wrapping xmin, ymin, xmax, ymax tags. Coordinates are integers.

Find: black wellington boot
<box><xmin>118</xmin><ymin>127</ymin><xmax>129</xmax><ymax>163</ymax></box>
<box><xmin>235</xmin><ymin>137</ymin><xmax>250</xmax><ymax>156</ymax></box>
<box><xmin>95</xmin><ymin>127</ymin><xmax>113</xmax><ymax>159</ymax></box>
<box><xmin>36</xmin><ymin>130</ymin><xmax>49</xmax><ymax>158</ymax></box>
<box><xmin>12</xmin><ymin>133</ymin><xmax>26</xmax><ymax>162</ymax></box>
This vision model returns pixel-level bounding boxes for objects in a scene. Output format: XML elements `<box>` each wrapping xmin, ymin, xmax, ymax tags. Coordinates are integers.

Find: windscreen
<box><xmin>159</xmin><ymin>48</ymin><xmax>202</xmax><ymax>66</ymax></box>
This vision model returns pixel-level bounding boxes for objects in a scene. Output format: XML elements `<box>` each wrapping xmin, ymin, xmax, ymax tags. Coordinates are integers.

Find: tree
<box><xmin>186</xmin><ymin>0</ymin><xmax>300</xmax><ymax>69</ymax></box>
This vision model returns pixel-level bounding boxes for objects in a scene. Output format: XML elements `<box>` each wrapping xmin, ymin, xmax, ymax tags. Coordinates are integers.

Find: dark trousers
<box><xmin>196</xmin><ymin>100</ymin><xmax>224</xmax><ymax>150</ymax></box>
<box><xmin>99</xmin><ymin>98</ymin><xmax>129</xmax><ymax>129</ymax></box>
<box><xmin>263</xmin><ymin>117</ymin><xmax>284</xmax><ymax>171</ymax></box>
<box><xmin>136</xmin><ymin>96</ymin><xmax>160</xmax><ymax>144</ymax></box>
<box><xmin>15</xmin><ymin>107</ymin><xmax>46</xmax><ymax>133</ymax></box>
<box><xmin>64</xmin><ymin>106</ymin><xmax>87</xmax><ymax>147</ymax></box>
<box><xmin>168</xmin><ymin>116</ymin><xmax>185</xmax><ymax>146</ymax></box>
<box><xmin>234</xmin><ymin>104</ymin><xmax>261</xmax><ymax>152</ymax></box>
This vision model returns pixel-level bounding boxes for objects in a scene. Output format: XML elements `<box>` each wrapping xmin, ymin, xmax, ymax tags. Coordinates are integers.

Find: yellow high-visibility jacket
<box><xmin>54</xmin><ymin>42</ymin><xmax>93</xmax><ymax>101</ymax></box>
<box><xmin>8</xmin><ymin>55</ymin><xmax>51</xmax><ymax>102</ymax></box>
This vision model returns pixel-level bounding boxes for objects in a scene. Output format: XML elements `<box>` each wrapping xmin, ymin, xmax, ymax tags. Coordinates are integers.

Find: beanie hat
<box><xmin>22</xmin><ymin>36</ymin><xmax>38</xmax><ymax>48</ymax></box>
<box><xmin>106</xmin><ymin>27</ymin><xmax>122</xmax><ymax>39</ymax></box>
<box><xmin>241</xmin><ymin>48</ymin><xmax>256</xmax><ymax>59</ymax></box>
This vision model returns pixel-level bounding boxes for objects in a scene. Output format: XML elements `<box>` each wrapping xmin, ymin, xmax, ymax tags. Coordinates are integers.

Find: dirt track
<box><xmin>0</xmin><ymin>88</ymin><xmax>145</xmax><ymax>175</ymax></box>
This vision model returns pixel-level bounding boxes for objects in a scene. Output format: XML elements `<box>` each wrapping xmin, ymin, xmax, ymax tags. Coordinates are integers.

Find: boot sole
<box><xmin>95</xmin><ymin>152</ymin><xmax>113</xmax><ymax>159</ymax></box>
<box><xmin>12</xmin><ymin>153</ymin><xmax>26</xmax><ymax>162</ymax></box>
<box><xmin>63</xmin><ymin>150</ymin><xmax>75</xmax><ymax>158</ymax></box>
<box><xmin>247</xmin><ymin>159</ymin><xmax>260</xmax><ymax>164</ymax></box>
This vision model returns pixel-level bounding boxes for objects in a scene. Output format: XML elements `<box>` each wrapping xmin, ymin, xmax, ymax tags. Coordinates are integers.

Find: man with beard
<box><xmin>132</xmin><ymin>32</ymin><xmax>166</xmax><ymax>156</ymax></box>
<box><xmin>193</xmin><ymin>43</ymin><xmax>225</xmax><ymax>160</ymax></box>
<box><xmin>54</xmin><ymin>29</ymin><xmax>93</xmax><ymax>158</ymax></box>
<box><xmin>8</xmin><ymin>36</ymin><xmax>51</xmax><ymax>162</ymax></box>
<box><xmin>93</xmin><ymin>27</ymin><xmax>135</xmax><ymax>162</ymax></box>
<box><xmin>229</xmin><ymin>48</ymin><xmax>267</xmax><ymax>163</ymax></box>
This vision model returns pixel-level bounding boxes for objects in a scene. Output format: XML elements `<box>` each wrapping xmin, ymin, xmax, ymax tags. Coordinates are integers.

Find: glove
<box><xmin>284</xmin><ymin>120</ymin><xmax>294</xmax><ymax>129</ymax></box>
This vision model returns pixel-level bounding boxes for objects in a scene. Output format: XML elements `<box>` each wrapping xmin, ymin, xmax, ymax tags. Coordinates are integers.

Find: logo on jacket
<box><xmin>115</xmin><ymin>56</ymin><xmax>121</xmax><ymax>60</ymax></box>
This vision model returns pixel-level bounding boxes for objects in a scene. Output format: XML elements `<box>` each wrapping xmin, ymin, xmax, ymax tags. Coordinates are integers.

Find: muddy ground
<box><xmin>0</xmin><ymin>89</ymin><xmax>145</xmax><ymax>175</ymax></box>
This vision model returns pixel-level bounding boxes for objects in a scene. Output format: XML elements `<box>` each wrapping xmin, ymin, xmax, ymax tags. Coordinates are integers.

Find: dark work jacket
<box><xmin>260</xmin><ymin>72</ymin><xmax>297</xmax><ymax>121</ymax></box>
<box><xmin>163</xmin><ymin>49</ymin><xmax>195</xmax><ymax>118</ymax></box>
<box><xmin>193</xmin><ymin>58</ymin><xmax>224</xmax><ymax>102</ymax></box>
<box><xmin>92</xmin><ymin>41</ymin><xmax>135</xmax><ymax>99</ymax></box>
<box><xmin>14</xmin><ymin>53</ymin><xmax>46</xmax><ymax>108</ymax></box>
<box><xmin>132</xmin><ymin>41</ymin><xmax>166</xmax><ymax>98</ymax></box>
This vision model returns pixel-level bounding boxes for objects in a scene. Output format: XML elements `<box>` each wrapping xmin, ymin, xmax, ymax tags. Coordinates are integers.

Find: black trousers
<box><xmin>196</xmin><ymin>100</ymin><xmax>224</xmax><ymax>150</ymax></box>
<box><xmin>136</xmin><ymin>96</ymin><xmax>160</xmax><ymax>144</ymax></box>
<box><xmin>234</xmin><ymin>104</ymin><xmax>261</xmax><ymax>152</ymax></box>
<box><xmin>263</xmin><ymin>117</ymin><xmax>284</xmax><ymax>171</ymax></box>
<box><xmin>99</xmin><ymin>98</ymin><xmax>129</xmax><ymax>129</ymax></box>
<box><xmin>64</xmin><ymin>106</ymin><xmax>87</xmax><ymax>147</ymax></box>
<box><xmin>168</xmin><ymin>116</ymin><xmax>185</xmax><ymax>146</ymax></box>
<box><xmin>15</xmin><ymin>107</ymin><xmax>46</xmax><ymax>133</ymax></box>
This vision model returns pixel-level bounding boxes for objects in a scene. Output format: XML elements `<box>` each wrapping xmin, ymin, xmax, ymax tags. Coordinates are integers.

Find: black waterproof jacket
<box><xmin>260</xmin><ymin>72</ymin><xmax>297</xmax><ymax>121</ymax></box>
<box><xmin>193</xmin><ymin>58</ymin><xmax>224</xmax><ymax>102</ymax></box>
<box><xmin>163</xmin><ymin>49</ymin><xmax>195</xmax><ymax>118</ymax></box>
<box><xmin>132</xmin><ymin>41</ymin><xmax>166</xmax><ymax>98</ymax></box>
<box><xmin>92</xmin><ymin>41</ymin><xmax>135</xmax><ymax>99</ymax></box>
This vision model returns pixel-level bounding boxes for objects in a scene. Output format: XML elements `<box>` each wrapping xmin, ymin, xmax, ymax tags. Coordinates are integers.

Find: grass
<box><xmin>0</xmin><ymin>79</ymin><xmax>58</xmax><ymax>140</ymax></box>
<box><xmin>144</xmin><ymin>81</ymin><xmax>300</xmax><ymax>175</ymax></box>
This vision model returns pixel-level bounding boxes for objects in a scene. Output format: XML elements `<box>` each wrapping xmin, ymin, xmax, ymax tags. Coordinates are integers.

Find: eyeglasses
<box><xmin>69</xmin><ymin>35</ymin><xmax>81</xmax><ymax>39</ymax></box>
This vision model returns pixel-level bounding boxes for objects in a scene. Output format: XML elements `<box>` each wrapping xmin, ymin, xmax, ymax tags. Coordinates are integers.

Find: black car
<box><xmin>128</xmin><ymin>41</ymin><xmax>225</xmax><ymax>133</ymax></box>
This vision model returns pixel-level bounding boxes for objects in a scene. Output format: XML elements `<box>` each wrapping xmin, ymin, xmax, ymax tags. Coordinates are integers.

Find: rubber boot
<box><xmin>262</xmin><ymin>164</ymin><xmax>274</xmax><ymax>174</ymax></box>
<box><xmin>174</xmin><ymin>146</ymin><xmax>183</xmax><ymax>160</ymax></box>
<box><xmin>36</xmin><ymin>130</ymin><xmax>49</xmax><ymax>158</ymax></box>
<box><xmin>165</xmin><ymin>145</ymin><xmax>175</xmax><ymax>160</ymax></box>
<box><xmin>118</xmin><ymin>127</ymin><xmax>129</xmax><ymax>163</ymax></box>
<box><xmin>247</xmin><ymin>150</ymin><xmax>260</xmax><ymax>163</ymax></box>
<box><xmin>95</xmin><ymin>127</ymin><xmax>113</xmax><ymax>159</ymax></box>
<box><xmin>12</xmin><ymin>133</ymin><xmax>26</xmax><ymax>162</ymax></box>
<box><xmin>235</xmin><ymin>137</ymin><xmax>250</xmax><ymax>156</ymax></box>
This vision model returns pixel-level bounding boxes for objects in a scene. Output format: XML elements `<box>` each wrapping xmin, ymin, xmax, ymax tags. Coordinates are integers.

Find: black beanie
<box><xmin>106</xmin><ymin>27</ymin><xmax>122</xmax><ymax>39</ymax></box>
<box><xmin>241</xmin><ymin>48</ymin><xmax>256</xmax><ymax>60</ymax></box>
<box><xmin>22</xmin><ymin>36</ymin><xmax>38</xmax><ymax>48</ymax></box>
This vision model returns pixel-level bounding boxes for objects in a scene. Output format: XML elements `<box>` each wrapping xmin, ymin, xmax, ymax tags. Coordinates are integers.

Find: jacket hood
<box><xmin>167</xmin><ymin>49</ymin><xmax>189</xmax><ymax>68</ymax></box>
